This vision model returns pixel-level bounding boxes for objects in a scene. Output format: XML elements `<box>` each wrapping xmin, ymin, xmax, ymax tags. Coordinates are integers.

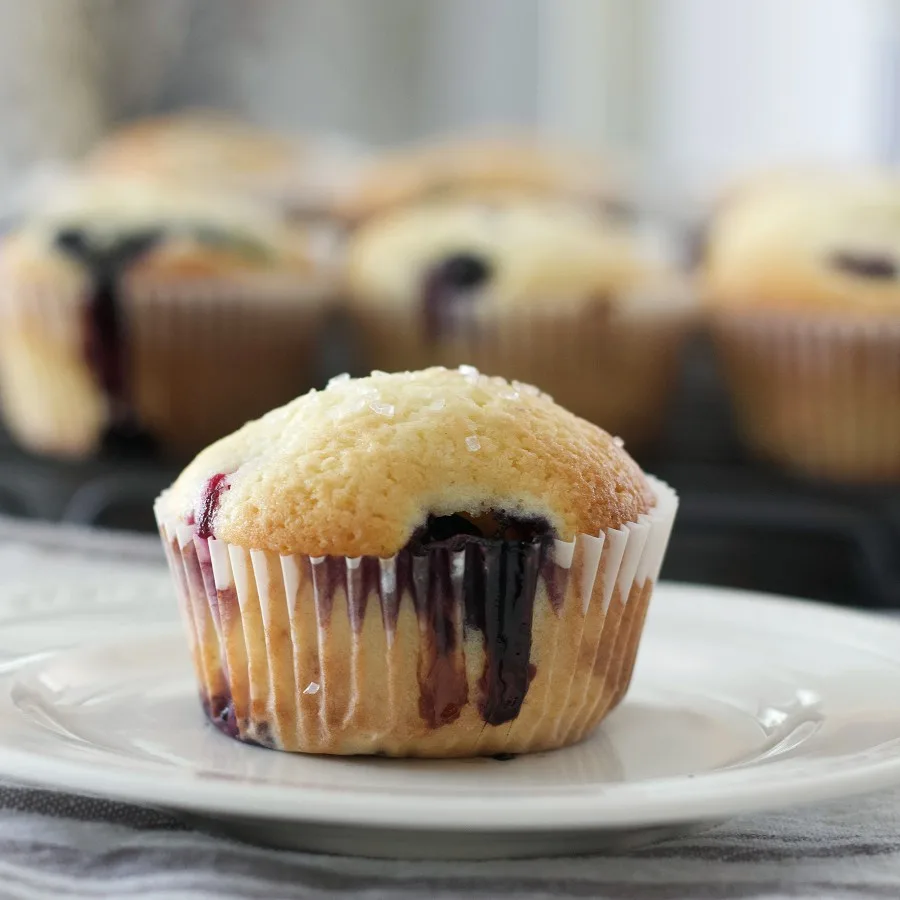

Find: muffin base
<box><xmin>156</xmin><ymin>478</ymin><xmax>677</xmax><ymax>758</ymax></box>
<box><xmin>712</xmin><ymin>311</ymin><xmax>900</xmax><ymax>482</ymax></box>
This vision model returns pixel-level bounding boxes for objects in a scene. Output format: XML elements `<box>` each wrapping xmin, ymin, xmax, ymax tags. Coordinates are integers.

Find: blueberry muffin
<box><xmin>155</xmin><ymin>367</ymin><xmax>677</xmax><ymax>757</ymax></box>
<box><xmin>88</xmin><ymin>111</ymin><xmax>365</xmax><ymax>221</ymax></box>
<box><xmin>336</xmin><ymin>133</ymin><xmax>628</xmax><ymax>224</ymax></box>
<box><xmin>704</xmin><ymin>169</ymin><xmax>900</xmax><ymax>481</ymax></box>
<box><xmin>0</xmin><ymin>176</ymin><xmax>332</xmax><ymax>458</ymax></box>
<box><xmin>345</xmin><ymin>198</ymin><xmax>693</xmax><ymax>447</ymax></box>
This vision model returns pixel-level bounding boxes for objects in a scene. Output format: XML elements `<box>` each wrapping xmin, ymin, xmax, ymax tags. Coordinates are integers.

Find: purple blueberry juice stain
<box><xmin>201</xmin><ymin>689</ymin><xmax>275</xmax><ymax>748</ymax></box>
<box><xmin>295</xmin><ymin>511</ymin><xmax>555</xmax><ymax>731</ymax></box>
<box><xmin>541</xmin><ymin>554</ymin><xmax>568</xmax><ymax>615</ymax></box>
<box><xmin>421</xmin><ymin>252</ymin><xmax>492</xmax><ymax>342</ymax></box>
<box><xmin>398</xmin><ymin>546</ymin><xmax>469</xmax><ymax>728</ymax></box>
<box><xmin>462</xmin><ymin>536</ymin><xmax>545</xmax><ymax>726</ymax></box>
<box><xmin>54</xmin><ymin>227</ymin><xmax>162</xmax><ymax>453</ymax></box>
<box><xmin>186</xmin><ymin>505</ymin><xmax>559</xmax><ymax>746</ymax></box>
<box><xmin>311</xmin><ymin>555</ymin><xmax>381</xmax><ymax>628</ymax></box>
<box><xmin>196</xmin><ymin>473</ymin><xmax>230</xmax><ymax>540</ymax></box>
<box><xmin>829</xmin><ymin>249</ymin><xmax>898</xmax><ymax>279</ymax></box>
<box><xmin>407</xmin><ymin>511</ymin><xmax>554</xmax><ymax>728</ymax></box>
<box><xmin>202</xmin><ymin>691</ymin><xmax>239</xmax><ymax>739</ymax></box>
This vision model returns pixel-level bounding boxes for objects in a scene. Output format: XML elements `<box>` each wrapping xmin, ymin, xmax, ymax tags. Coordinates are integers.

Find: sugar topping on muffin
<box><xmin>157</xmin><ymin>366</ymin><xmax>654</xmax><ymax>557</ymax></box>
<box><xmin>704</xmin><ymin>169</ymin><xmax>900</xmax><ymax>313</ymax></box>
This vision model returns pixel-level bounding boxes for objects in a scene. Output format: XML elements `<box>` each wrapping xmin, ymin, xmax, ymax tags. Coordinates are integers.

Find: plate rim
<box><xmin>2</xmin><ymin>582</ymin><xmax>900</xmax><ymax>832</ymax></box>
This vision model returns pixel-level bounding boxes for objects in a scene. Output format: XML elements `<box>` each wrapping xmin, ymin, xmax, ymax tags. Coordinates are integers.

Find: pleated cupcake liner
<box><xmin>349</xmin><ymin>295</ymin><xmax>695</xmax><ymax>447</ymax></box>
<box><xmin>0</xmin><ymin>273</ymin><xmax>331</xmax><ymax>459</ymax></box>
<box><xmin>155</xmin><ymin>476</ymin><xmax>678</xmax><ymax>758</ymax></box>
<box><xmin>712</xmin><ymin>310</ymin><xmax>900</xmax><ymax>482</ymax></box>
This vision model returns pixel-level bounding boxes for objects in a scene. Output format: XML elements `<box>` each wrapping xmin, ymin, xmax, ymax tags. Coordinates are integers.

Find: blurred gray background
<box><xmin>0</xmin><ymin>0</ymin><xmax>895</xmax><ymax>201</ymax></box>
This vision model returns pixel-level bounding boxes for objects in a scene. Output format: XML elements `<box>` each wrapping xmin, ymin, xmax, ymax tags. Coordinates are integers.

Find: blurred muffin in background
<box><xmin>345</xmin><ymin>198</ymin><xmax>693</xmax><ymax>447</ymax></box>
<box><xmin>687</xmin><ymin>166</ymin><xmax>846</xmax><ymax>270</ymax></box>
<box><xmin>704</xmin><ymin>168</ymin><xmax>900</xmax><ymax>481</ymax></box>
<box><xmin>87</xmin><ymin>111</ymin><xmax>366</xmax><ymax>223</ymax></box>
<box><xmin>336</xmin><ymin>133</ymin><xmax>629</xmax><ymax>225</ymax></box>
<box><xmin>0</xmin><ymin>175</ymin><xmax>333</xmax><ymax>459</ymax></box>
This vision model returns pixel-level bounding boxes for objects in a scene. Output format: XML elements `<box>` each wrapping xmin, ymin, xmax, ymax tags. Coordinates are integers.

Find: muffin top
<box><xmin>704</xmin><ymin>169</ymin><xmax>900</xmax><ymax>313</ymax></box>
<box><xmin>345</xmin><ymin>198</ymin><xmax>682</xmax><ymax>315</ymax></box>
<box><xmin>87</xmin><ymin>112</ymin><xmax>298</xmax><ymax>186</ymax></box>
<box><xmin>88</xmin><ymin>112</ymin><xmax>367</xmax><ymax>213</ymax></box>
<box><xmin>156</xmin><ymin>366</ymin><xmax>655</xmax><ymax>557</ymax></box>
<box><xmin>1</xmin><ymin>176</ymin><xmax>320</xmax><ymax>284</ymax></box>
<box><xmin>336</xmin><ymin>133</ymin><xmax>625</xmax><ymax>223</ymax></box>
<box><xmin>710</xmin><ymin>165</ymin><xmax>842</xmax><ymax>213</ymax></box>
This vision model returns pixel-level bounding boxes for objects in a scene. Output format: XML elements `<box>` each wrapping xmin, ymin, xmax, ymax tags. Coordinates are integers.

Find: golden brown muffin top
<box><xmin>88</xmin><ymin>112</ymin><xmax>368</xmax><ymax>214</ymax></box>
<box><xmin>345</xmin><ymin>198</ymin><xmax>686</xmax><ymax>314</ymax></box>
<box><xmin>87</xmin><ymin>112</ymin><xmax>298</xmax><ymax>184</ymax></box>
<box><xmin>336</xmin><ymin>133</ymin><xmax>626</xmax><ymax>223</ymax></box>
<box><xmin>704</xmin><ymin>169</ymin><xmax>900</xmax><ymax>314</ymax></box>
<box><xmin>0</xmin><ymin>175</ymin><xmax>321</xmax><ymax>285</ymax></box>
<box><xmin>156</xmin><ymin>366</ymin><xmax>655</xmax><ymax>556</ymax></box>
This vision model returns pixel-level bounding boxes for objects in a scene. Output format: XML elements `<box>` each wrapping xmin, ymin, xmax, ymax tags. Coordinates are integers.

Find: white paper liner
<box><xmin>155</xmin><ymin>476</ymin><xmax>678</xmax><ymax>758</ymax></box>
<box><xmin>0</xmin><ymin>272</ymin><xmax>331</xmax><ymax>458</ymax></box>
<box><xmin>349</xmin><ymin>290</ymin><xmax>696</xmax><ymax>447</ymax></box>
<box><xmin>712</xmin><ymin>310</ymin><xmax>900</xmax><ymax>482</ymax></box>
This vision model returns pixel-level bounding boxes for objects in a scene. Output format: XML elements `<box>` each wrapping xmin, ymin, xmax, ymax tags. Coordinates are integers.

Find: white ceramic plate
<box><xmin>2</xmin><ymin>578</ymin><xmax>900</xmax><ymax>859</ymax></box>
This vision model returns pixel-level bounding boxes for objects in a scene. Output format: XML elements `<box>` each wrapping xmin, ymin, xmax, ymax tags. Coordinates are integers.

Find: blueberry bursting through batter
<box><xmin>421</xmin><ymin>252</ymin><xmax>492</xmax><ymax>342</ymax></box>
<box><xmin>192</xmin><ymin>475</ymin><xmax>567</xmax><ymax>741</ymax></box>
<box><xmin>55</xmin><ymin>228</ymin><xmax>162</xmax><ymax>455</ymax></box>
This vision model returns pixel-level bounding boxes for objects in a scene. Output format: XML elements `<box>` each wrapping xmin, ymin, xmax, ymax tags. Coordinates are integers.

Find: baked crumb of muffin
<box><xmin>158</xmin><ymin>366</ymin><xmax>654</xmax><ymax>556</ymax></box>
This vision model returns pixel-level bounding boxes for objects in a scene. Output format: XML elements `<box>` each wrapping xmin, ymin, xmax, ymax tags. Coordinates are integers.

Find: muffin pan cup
<box><xmin>712</xmin><ymin>311</ymin><xmax>900</xmax><ymax>483</ymax></box>
<box><xmin>155</xmin><ymin>477</ymin><xmax>678</xmax><ymax>758</ymax></box>
<box><xmin>0</xmin><ymin>274</ymin><xmax>331</xmax><ymax>460</ymax></box>
<box><xmin>349</xmin><ymin>295</ymin><xmax>695</xmax><ymax>448</ymax></box>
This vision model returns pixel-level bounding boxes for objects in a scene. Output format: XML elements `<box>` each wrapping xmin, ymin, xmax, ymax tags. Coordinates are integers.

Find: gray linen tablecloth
<box><xmin>0</xmin><ymin>517</ymin><xmax>897</xmax><ymax>900</ymax></box>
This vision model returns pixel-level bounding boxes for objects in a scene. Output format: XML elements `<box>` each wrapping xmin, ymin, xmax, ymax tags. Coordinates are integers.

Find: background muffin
<box><xmin>704</xmin><ymin>169</ymin><xmax>900</xmax><ymax>480</ymax></box>
<box><xmin>345</xmin><ymin>198</ymin><xmax>694</xmax><ymax>447</ymax></box>
<box><xmin>336</xmin><ymin>132</ymin><xmax>628</xmax><ymax>225</ymax></box>
<box><xmin>155</xmin><ymin>366</ymin><xmax>678</xmax><ymax>757</ymax></box>
<box><xmin>0</xmin><ymin>175</ymin><xmax>332</xmax><ymax>459</ymax></box>
<box><xmin>88</xmin><ymin>111</ymin><xmax>366</xmax><ymax>222</ymax></box>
